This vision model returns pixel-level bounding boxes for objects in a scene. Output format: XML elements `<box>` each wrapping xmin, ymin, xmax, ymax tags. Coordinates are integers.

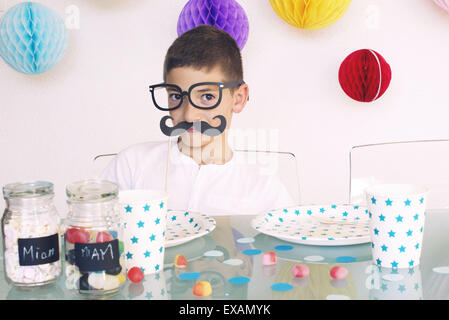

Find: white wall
<box><xmin>1</xmin><ymin>0</ymin><xmax>449</xmax><ymax>217</ymax></box>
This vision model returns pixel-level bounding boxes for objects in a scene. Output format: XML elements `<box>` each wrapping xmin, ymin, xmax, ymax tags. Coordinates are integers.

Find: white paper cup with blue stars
<box><xmin>119</xmin><ymin>190</ymin><xmax>169</xmax><ymax>275</ymax></box>
<box><xmin>365</xmin><ymin>184</ymin><xmax>428</xmax><ymax>269</ymax></box>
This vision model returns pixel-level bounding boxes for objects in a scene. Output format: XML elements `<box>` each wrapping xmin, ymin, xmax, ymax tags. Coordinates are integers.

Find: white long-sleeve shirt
<box><xmin>100</xmin><ymin>140</ymin><xmax>296</xmax><ymax>216</ymax></box>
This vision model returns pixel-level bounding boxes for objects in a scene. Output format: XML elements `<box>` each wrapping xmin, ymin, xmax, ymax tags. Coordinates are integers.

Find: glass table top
<box><xmin>1</xmin><ymin>209</ymin><xmax>449</xmax><ymax>300</ymax></box>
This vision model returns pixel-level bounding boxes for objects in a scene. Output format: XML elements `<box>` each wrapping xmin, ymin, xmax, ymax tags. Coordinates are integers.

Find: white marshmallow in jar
<box><xmin>1</xmin><ymin>181</ymin><xmax>62</xmax><ymax>287</ymax></box>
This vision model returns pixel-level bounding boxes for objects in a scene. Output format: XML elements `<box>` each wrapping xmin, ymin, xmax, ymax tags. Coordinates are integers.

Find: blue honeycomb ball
<box><xmin>0</xmin><ymin>2</ymin><xmax>68</xmax><ymax>74</ymax></box>
<box><xmin>177</xmin><ymin>0</ymin><xmax>249</xmax><ymax>50</ymax></box>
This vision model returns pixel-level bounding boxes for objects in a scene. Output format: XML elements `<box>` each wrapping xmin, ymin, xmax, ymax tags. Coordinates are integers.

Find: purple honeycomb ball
<box><xmin>177</xmin><ymin>0</ymin><xmax>249</xmax><ymax>50</ymax></box>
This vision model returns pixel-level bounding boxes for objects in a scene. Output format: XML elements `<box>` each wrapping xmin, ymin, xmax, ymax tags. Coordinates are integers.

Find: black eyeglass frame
<box><xmin>149</xmin><ymin>81</ymin><xmax>245</xmax><ymax>111</ymax></box>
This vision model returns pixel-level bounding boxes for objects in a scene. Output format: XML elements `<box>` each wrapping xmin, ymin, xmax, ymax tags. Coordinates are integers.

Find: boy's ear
<box><xmin>232</xmin><ymin>83</ymin><xmax>249</xmax><ymax>114</ymax></box>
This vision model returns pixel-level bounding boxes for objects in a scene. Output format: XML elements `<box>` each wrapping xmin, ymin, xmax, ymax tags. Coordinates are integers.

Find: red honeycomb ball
<box><xmin>339</xmin><ymin>49</ymin><xmax>392</xmax><ymax>102</ymax></box>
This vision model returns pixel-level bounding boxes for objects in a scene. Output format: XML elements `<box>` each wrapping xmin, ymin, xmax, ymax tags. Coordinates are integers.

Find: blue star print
<box><xmin>126</xmin><ymin>252</ymin><xmax>133</xmax><ymax>260</ymax></box>
<box><xmin>143</xmin><ymin>204</ymin><xmax>150</xmax><ymax>212</ymax></box>
<box><xmin>385</xmin><ymin>198</ymin><xmax>393</xmax><ymax>206</ymax></box>
<box><xmin>371</xmin><ymin>197</ymin><xmax>377</xmax><ymax>204</ymax></box>
<box><xmin>388</xmin><ymin>230</ymin><xmax>396</xmax><ymax>237</ymax></box>
<box><xmin>409</xmin><ymin>260</ymin><xmax>414</xmax><ymax>267</ymax></box>
<box><xmin>155</xmin><ymin>218</ymin><xmax>160</xmax><ymax>225</ymax></box>
<box><xmin>399</xmin><ymin>245</ymin><xmax>406</xmax><ymax>253</ymax></box>
<box><xmin>342</xmin><ymin>211</ymin><xmax>348</xmax><ymax>217</ymax></box>
<box><xmin>415</xmin><ymin>243</ymin><xmax>420</xmax><ymax>249</ymax></box>
<box><xmin>379</xmin><ymin>214</ymin><xmax>385</xmax><ymax>221</ymax></box>
<box><xmin>381</xmin><ymin>244</ymin><xmax>388</xmax><ymax>252</ymax></box>
<box><xmin>414</xmin><ymin>214</ymin><xmax>419</xmax><ymax>221</ymax></box>
<box><xmin>150</xmin><ymin>234</ymin><xmax>155</xmax><ymax>241</ymax></box>
<box><xmin>160</xmin><ymin>202</ymin><xmax>164</xmax><ymax>209</ymax></box>
<box><xmin>376</xmin><ymin>258</ymin><xmax>382</xmax><ymax>265</ymax></box>
<box><xmin>159</xmin><ymin>246</ymin><xmax>163</xmax><ymax>253</ymax></box>
<box><xmin>145</xmin><ymin>292</ymin><xmax>153</xmax><ymax>299</ymax></box>
<box><xmin>398</xmin><ymin>285</ymin><xmax>406</xmax><ymax>293</ymax></box>
<box><xmin>406</xmin><ymin>230</ymin><xmax>413</xmax><ymax>237</ymax></box>
<box><xmin>137</xmin><ymin>221</ymin><xmax>144</xmax><ymax>228</ymax></box>
<box><xmin>125</xmin><ymin>205</ymin><xmax>132</xmax><ymax>213</ymax></box>
<box><xmin>320</xmin><ymin>208</ymin><xmax>325</xmax><ymax>213</ymax></box>
<box><xmin>420</xmin><ymin>198</ymin><xmax>424</xmax><ymax>204</ymax></box>
<box><xmin>171</xmin><ymin>215</ymin><xmax>177</xmax><ymax>221</ymax></box>
<box><xmin>295</xmin><ymin>210</ymin><xmax>300</xmax><ymax>215</ymax></box>
<box><xmin>391</xmin><ymin>261</ymin><xmax>398</xmax><ymax>268</ymax></box>
<box><xmin>144</xmin><ymin>251</ymin><xmax>151</xmax><ymax>258</ymax></box>
<box><xmin>404</xmin><ymin>199</ymin><xmax>411</xmax><ymax>206</ymax></box>
<box><xmin>396</xmin><ymin>215</ymin><xmax>403</xmax><ymax>222</ymax></box>
<box><xmin>155</xmin><ymin>264</ymin><xmax>160</xmax><ymax>271</ymax></box>
<box><xmin>374</xmin><ymin>228</ymin><xmax>379</xmax><ymax>235</ymax></box>
<box><xmin>131</xmin><ymin>236</ymin><xmax>139</xmax><ymax>244</ymax></box>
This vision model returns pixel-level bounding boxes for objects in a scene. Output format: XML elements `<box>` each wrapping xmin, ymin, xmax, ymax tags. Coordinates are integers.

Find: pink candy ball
<box><xmin>291</xmin><ymin>264</ymin><xmax>310</xmax><ymax>278</ymax></box>
<box><xmin>262</xmin><ymin>252</ymin><xmax>277</xmax><ymax>266</ymax></box>
<box><xmin>330</xmin><ymin>266</ymin><xmax>348</xmax><ymax>280</ymax></box>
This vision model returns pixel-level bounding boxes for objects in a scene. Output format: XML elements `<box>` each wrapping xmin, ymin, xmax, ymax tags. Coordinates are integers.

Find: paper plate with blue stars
<box><xmin>165</xmin><ymin>210</ymin><xmax>216</xmax><ymax>247</ymax></box>
<box><xmin>251</xmin><ymin>205</ymin><xmax>371</xmax><ymax>246</ymax></box>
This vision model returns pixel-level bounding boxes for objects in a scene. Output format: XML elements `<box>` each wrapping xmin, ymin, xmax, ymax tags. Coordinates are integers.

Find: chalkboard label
<box><xmin>74</xmin><ymin>239</ymin><xmax>120</xmax><ymax>272</ymax></box>
<box><xmin>18</xmin><ymin>233</ymin><xmax>60</xmax><ymax>266</ymax></box>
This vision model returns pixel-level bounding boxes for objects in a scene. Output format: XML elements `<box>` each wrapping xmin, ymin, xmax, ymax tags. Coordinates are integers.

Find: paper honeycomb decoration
<box><xmin>177</xmin><ymin>0</ymin><xmax>249</xmax><ymax>50</ymax></box>
<box><xmin>269</xmin><ymin>0</ymin><xmax>352</xmax><ymax>30</ymax></box>
<box><xmin>338</xmin><ymin>49</ymin><xmax>392</xmax><ymax>103</ymax></box>
<box><xmin>0</xmin><ymin>2</ymin><xmax>68</xmax><ymax>74</ymax></box>
<box><xmin>433</xmin><ymin>0</ymin><xmax>449</xmax><ymax>13</ymax></box>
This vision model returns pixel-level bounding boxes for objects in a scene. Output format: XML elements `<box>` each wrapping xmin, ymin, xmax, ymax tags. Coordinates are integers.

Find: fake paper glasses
<box><xmin>149</xmin><ymin>81</ymin><xmax>244</xmax><ymax>111</ymax></box>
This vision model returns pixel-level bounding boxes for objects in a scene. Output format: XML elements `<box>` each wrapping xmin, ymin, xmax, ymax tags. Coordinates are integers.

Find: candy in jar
<box><xmin>1</xmin><ymin>181</ymin><xmax>62</xmax><ymax>287</ymax></box>
<box><xmin>64</xmin><ymin>180</ymin><xmax>125</xmax><ymax>298</ymax></box>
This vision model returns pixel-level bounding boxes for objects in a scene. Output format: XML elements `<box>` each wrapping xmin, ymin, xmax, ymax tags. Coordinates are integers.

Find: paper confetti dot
<box><xmin>336</xmin><ymin>256</ymin><xmax>357</xmax><ymax>263</ymax></box>
<box><xmin>326</xmin><ymin>294</ymin><xmax>350</xmax><ymax>300</ymax></box>
<box><xmin>242</xmin><ymin>249</ymin><xmax>262</xmax><ymax>256</ymax></box>
<box><xmin>274</xmin><ymin>245</ymin><xmax>293</xmax><ymax>251</ymax></box>
<box><xmin>179</xmin><ymin>272</ymin><xmax>200</xmax><ymax>280</ymax></box>
<box><xmin>236</xmin><ymin>237</ymin><xmax>255</xmax><ymax>244</ymax></box>
<box><xmin>432</xmin><ymin>266</ymin><xmax>449</xmax><ymax>274</ymax></box>
<box><xmin>203</xmin><ymin>250</ymin><xmax>224</xmax><ymax>257</ymax></box>
<box><xmin>228</xmin><ymin>276</ymin><xmax>250</xmax><ymax>285</ymax></box>
<box><xmin>223</xmin><ymin>259</ymin><xmax>244</xmax><ymax>266</ymax></box>
<box><xmin>304</xmin><ymin>255</ymin><xmax>325</xmax><ymax>262</ymax></box>
<box><xmin>271</xmin><ymin>283</ymin><xmax>294</xmax><ymax>292</ymax></box>
<box><xmin>382</xmin><ymin>274</ymin><xmax>404</xmax><ymax>282</ymax></box>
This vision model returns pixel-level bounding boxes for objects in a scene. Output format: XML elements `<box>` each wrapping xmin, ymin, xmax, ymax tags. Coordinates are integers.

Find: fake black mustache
<box><xmin>160</xmin><ymin>115</ymin><xmax>227</xmax><ymax>137</ymax></box>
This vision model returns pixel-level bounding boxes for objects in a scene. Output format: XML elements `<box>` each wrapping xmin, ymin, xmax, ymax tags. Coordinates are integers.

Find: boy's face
<box><xmin>165</xmin><ymin>66</ymin><xmax>248</xmax><ymax>148</ymax></box>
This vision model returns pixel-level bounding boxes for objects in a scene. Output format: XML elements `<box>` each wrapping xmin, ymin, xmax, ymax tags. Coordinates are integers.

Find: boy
<box><xmin>101</xmin><ymin>25</ymin><xmax>294</xmax><ymax>215</ymax></box>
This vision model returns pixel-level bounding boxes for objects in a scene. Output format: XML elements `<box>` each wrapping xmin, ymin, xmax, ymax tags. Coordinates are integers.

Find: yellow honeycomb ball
<box><xmin>269</xmin><ymin>0</ymin><xmax>352</xmax><ymax>30</ymax></box>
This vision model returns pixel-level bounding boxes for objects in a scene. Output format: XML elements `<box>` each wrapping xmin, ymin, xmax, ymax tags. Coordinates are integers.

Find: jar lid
<box><xmin>66</xmin><ymin>180</ymin><xmax>118</xmax><ymax>203</ymax></box>
<box><xmin>3</xmin><ymin>181</ymin><xmax>54</xmax><ymax>199</ymax></box>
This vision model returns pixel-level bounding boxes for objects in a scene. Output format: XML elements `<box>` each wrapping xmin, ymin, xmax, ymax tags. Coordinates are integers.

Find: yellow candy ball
<box><xmin>269</xmin><ymin>0</ymin><xmax>352</xmax><ymax>30</ymax></box>
<box><xmin>193</xmin><ymin>281</ymin><xmax>212</xmax><ymax>297</ymax></box>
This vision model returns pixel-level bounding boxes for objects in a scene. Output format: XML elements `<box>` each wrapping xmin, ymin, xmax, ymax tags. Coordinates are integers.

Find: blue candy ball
<box><xmin>0</xmin><ymin>2</ymin><xmax>68</xmax><ymax>74</ymax></box>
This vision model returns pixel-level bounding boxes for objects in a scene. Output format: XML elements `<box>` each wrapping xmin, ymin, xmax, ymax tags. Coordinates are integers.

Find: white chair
<box><xmin>349</xmin><ymin>139</ymin><xmax>449</xmax><ymax>209</ymax></box>
<box><xmin>91</xmin><ymin>147</ymin><xmax>301</xmax><ymax>208</ymax></box>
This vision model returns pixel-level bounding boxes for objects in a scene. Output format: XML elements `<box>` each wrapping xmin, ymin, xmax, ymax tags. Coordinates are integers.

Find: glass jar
<box><xmin>64</xmin><ymin>180</ymin><xmax>125</xmax><ymax>299</ymax></box>
<box><xmin>1</xmin><ymin>181</ymin><xmax>62</xmax><ymax>288</ymax></box>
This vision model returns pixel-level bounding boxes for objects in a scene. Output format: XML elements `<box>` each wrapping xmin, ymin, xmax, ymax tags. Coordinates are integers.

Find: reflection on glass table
<box><xmin>2</xmin><ymin>210</ymin><xmax>449</xmax><ymax>300</ymax></box>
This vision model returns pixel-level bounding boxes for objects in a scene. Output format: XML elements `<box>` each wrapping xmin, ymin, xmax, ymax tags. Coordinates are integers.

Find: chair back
<box><xmin>349</xmin><ymin>139</ymin><xmax>449</xmax><ymax>209</ymax></box>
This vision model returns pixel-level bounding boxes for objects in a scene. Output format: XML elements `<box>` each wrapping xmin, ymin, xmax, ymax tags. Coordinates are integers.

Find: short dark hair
<box><xmin>163</xmin><ymin>25</ymin><xmax>243</xmax><ymax>83</ymax></box>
